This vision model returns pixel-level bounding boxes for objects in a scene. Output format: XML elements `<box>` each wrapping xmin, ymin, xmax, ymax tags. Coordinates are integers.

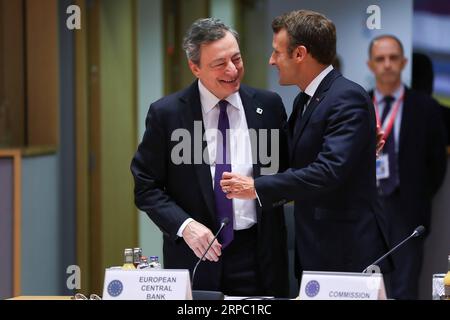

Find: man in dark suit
<box><xmin>131</xmin><ymin>18</ymin><xmax>289</xmax><ymax>297</ymax></box>
<box><xmin>367</xmin><ymin>35</ymin><xmax>447</xmax><ymax>299</ymax></box>
<box><xmin>221</xmin><ymin>10</ymin><xmax>391</xmax><ymax>278</ymax></box>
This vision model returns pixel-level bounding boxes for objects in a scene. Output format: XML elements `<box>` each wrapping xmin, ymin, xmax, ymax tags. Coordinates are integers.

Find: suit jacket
<box><xmin>440</xmin><ymin>102</ymin><xmax>450</xmax><ymax>146</ymax></box>
<box><xmin>131</xmin><ymin>80</ymin><xmax>289</xmax><ymax>297</ymax></box>
<box><xmin>369</xmin><ymin>87</ymin><xmax>447</xmax><ymax>230</ymax></box>
<box><xmin>255</xmin><ymin>69</ymin><xmax>391</xmax><ymax>275</ymax></box>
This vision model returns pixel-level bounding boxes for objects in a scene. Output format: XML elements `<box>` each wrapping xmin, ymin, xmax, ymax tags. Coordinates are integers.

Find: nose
<box><xmin>383</xmin><ymin>58</ymin><xmax>391</xmax><ymax>69</ymax></box>
<box><xmin>225</xmin><ymin>60</ymin><xmax>238</xmax><ymax>74</ymax></box>
<box><xmin>269</xmin><ymin>53</ymin><xmax>275</xmax><ymax>65</ymax></box>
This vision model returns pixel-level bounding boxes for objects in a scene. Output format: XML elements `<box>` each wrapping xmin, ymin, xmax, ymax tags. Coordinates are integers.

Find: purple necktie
<box><xmin>379</xmin><ymin>96</ymin><xmax>399</xmax><ymax>195</ymax></box>
<box><xmin>214</xmin><ymin>100</ymin><xmax>234</xmax><ymax>248</ymax></box>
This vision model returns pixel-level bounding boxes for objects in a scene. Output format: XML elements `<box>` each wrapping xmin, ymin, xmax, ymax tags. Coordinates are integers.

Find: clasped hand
<box><xmin>220</xmin><ymin>172</ymin><xmax>257</xmax><ymax>200</ymax></box>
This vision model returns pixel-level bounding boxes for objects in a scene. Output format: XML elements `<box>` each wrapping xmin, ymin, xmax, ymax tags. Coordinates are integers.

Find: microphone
<box><xmin>191</xmin><ymin>217</ymin><xmax>229</xmax><ymax>289</ymax></box>
<box><xmin>362</xmin><ymin>225</ymin><xmax>425</xmax><ymax>273</ymax></box>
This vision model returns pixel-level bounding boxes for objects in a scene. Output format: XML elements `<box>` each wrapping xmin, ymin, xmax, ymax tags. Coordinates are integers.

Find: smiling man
<box><xmin>221</xmin><ymin>10</ymin><xmax>392</xmax><ymax>284</ymax></box>
<box><xmin>131</xmin><ymin>18</ymin><xmax>289</xmax><ymax>297</ymax></box>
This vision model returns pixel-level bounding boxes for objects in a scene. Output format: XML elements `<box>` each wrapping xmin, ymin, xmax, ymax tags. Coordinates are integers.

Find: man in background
<box><xmin>367</xmin><ymin>35</ymin><xmax>447</xmax><ymax>299</ymax></box>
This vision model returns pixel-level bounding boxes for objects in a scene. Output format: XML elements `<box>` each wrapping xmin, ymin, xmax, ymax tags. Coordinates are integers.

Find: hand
<box><xmin>182</xmin><ymin>221</ymin><xmax>221</xmax><ymax>262</ymax></box>
<box><xmin>220</xmin><ymin>172</ymin><xmax>257</xmax><ymax>200</ymax></box>
<box><xmin>376</xmin><ymin>124</ymin><xmax>385</xmax><ymax>158</ymax></box>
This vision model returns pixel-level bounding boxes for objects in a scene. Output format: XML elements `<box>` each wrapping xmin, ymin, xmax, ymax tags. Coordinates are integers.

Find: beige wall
<box><xmin>97</xmin><ymin>0</ymin><xmax>137</xmax><ymax>290</ymax></box>
<box><xmin>136</xmin><ymin>0</ymin><xmax>164</xmax><ymax>261</ymax></box>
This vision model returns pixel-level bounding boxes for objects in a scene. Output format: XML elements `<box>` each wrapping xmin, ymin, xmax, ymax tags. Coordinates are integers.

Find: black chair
<box><xmin>192</xmin><ymin>290</ymin><xmax>224</xmax><ymax>300</ymax></box>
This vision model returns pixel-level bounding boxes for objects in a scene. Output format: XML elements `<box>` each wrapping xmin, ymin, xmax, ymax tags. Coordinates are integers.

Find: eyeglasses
<box><xmin>71</xmin><ymin>293</ymin><xmax>102</xmax><ymax>300</ymax></box>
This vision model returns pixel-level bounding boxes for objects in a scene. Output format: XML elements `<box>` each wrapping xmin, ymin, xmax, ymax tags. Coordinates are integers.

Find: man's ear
<box><xmin>400</xmin><ymin>57</ymin><xmax>408</xmax><ymax>71</ymax></box>
<box><xmin>367</xmin><ymin>60</ymin><xmax>374</xmax><ymax>73</ymax></box>
<box><xmin>294</xmin><ymin>45</ymin><xmax>308</xmax><ymax>62</ymax></box>
<box><xmin>188</xmin><ymin>60</ymin><xmax>200</xmax><ymax>77</ymax></box>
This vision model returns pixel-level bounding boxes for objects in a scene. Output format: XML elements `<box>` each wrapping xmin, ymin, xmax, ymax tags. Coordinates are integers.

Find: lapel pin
<box><xmin>256</xmin><ymin>108</ymin><xmax>263</xmax><ymax>114</ymax></box>
<box><xmin>316</xmin><ymin>97</ymin><xmax>320</xmax><ymax>101</ymax></box>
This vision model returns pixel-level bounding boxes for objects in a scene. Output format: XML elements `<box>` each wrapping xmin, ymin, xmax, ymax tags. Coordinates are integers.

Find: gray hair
<box><xmin>182</xmin><ymin>18</ymin><xmax>239</xmax><ymax>66</ymax></box>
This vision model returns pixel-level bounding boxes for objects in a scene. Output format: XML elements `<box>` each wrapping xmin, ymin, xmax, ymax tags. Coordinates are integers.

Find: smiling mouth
<box><xmin>220</xmin><ymin>78</ymin><xmax>238</xmax><ymax>84</ymax></box>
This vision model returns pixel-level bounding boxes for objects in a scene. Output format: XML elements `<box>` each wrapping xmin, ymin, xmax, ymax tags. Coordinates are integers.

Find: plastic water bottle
<box><xmin>133</xmin><ymin>247</ymin><xmax>142</xmax><ymax>268</ymax></box>
<box><xmin>122</xmin><ymin>248</ymin><xmax>136</xmax><ymax>270</ymax></box>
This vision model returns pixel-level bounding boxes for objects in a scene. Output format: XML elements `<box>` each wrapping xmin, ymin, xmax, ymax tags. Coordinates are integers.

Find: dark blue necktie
<box><xmin>290</xmin><ymin>91</ymin><xmax>310</xmax><ymax>136</ymax></box>
<box><xmin>379</xmin><ymin>95</ymin><xmax>399</xmax><ymax>195</ymax></box>
<box><xmin>214</xmin><ymin>100</ymin><xmax>233</xmax><ymax>248</ymax></box>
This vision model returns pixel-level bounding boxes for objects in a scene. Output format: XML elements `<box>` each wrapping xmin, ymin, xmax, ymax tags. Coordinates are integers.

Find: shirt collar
<box><xmin>304</xmin><ymin>65</ymin><xmax>334</xmax><ymax>98</ymax></box>
<box><xmin>198</xmin><ymin>80</ymin><xmax>241</xmax><ymax>114</ymax></box>
<box><xmin>374</xmin><ymin>84</ymin><xmax>405</xmax><ymax>105</ymax></box>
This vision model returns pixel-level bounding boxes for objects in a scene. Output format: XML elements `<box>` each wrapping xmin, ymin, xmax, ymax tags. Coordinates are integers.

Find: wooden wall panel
<box><xmin>0</xmin><ymin>158</ymin><xmax>14</xmax><ymax>299</ymax></box>
<box><xmin>99</xmin><ymin>0</ymin><xmax>137</xmax><ymax>291</ymax></box>
<box><xmin>163</xmin><ymin>0</ymin><xmax>209</xmax><ymax>94</ymax></box>
<box><xmin>74</xmin><ymin>0</ymin><xmax>91</xmax><ymax>295</ymax></box>
<box><xmin>26</xmin><ymin>0</ymin><xmax>59</xmax><ymax>146</ymax></box>
<box><xmin>0</xmin><ymin>150</ymin><xmax>22</xmax><ymax>298</ymax></box>
<box><xmin>0</xmin><ymin>0</ymin><xmax>25</xmax><ymax>147</ymax></box>
<box><xmin>87</xmin><ymin>0</ymin><xmax>102</xmax><ymax>294</ymax></box>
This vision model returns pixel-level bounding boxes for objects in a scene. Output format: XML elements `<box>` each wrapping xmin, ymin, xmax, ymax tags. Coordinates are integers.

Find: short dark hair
<box><xmin>368</xmin><ymin>34</ymin><xmax>404</xmax><ymax>58</ymax></box>
<box><xmin>272</xmin><ymin>10</ymin><xmax>336</xmax><ymax>65</ymax></box>
<box><xmin>182</xmin><ymin>18</ymin><xmax>239</xmax><ymax>66</ymax></box>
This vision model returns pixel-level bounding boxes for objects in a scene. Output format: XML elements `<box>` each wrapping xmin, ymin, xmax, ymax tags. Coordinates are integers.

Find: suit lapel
<box><xmin>291</xmin><ymin>69</ymin><xmax>340</xmax><ymax>160</ymax></box>
<box><xmin>399</xmin><ymin>86</ymin><xmax>412</xmax><ymax>162</ymax></box>
<box><xmin>179</xmin><ymin>81</ymin><xmax>216</xmax><ymax>221</ymax></box>
<box><xmin>240</xmin><ymin>85</ymin><xmax>264</xmax><ymax>221</ymax></box>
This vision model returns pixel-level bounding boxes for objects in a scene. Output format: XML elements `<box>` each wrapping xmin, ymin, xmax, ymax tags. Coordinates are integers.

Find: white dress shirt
<box><xmin>177</xmin><ymin>80</ymin><xmax>257</xmax><ymax>236</ymax></box>
<box><xmin>302</xmin><ymin>64</ymin><xmax>334</xmax><ymax>112</ymax></box>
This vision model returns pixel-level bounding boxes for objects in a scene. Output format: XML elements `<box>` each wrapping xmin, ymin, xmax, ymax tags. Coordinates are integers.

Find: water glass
<box><xmin>432</xmin><ymin>273</ymin><xmax>445</xmax><ymax>300</ymax></box>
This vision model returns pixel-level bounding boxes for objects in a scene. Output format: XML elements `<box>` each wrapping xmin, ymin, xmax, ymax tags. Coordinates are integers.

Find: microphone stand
<box><xmin>362</xmin><ymin>226</ymin><xmax>425</xmax><ymax>273</ymax></box>
<box><xmin>191</xmin><ymin>218</ymin><xmax>229</xmax><ymax>300</ymax></box>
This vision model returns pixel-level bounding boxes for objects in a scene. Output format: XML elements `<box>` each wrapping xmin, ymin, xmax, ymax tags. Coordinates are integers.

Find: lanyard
<box><xmin>373</xmin><ymin>92</ymin><xmax>404</xmax><ymax>140</ymax></box>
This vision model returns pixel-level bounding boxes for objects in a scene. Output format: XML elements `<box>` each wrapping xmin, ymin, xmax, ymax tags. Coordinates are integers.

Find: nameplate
<box><xmin>299</xmin><ymin>271</ymin><xmax>386</xmax><ymax>300</ymax></box>
<box><xmin>102</xmin><ymin>268</ymin><xmax>192</xmax><ymax>300</ymax></box>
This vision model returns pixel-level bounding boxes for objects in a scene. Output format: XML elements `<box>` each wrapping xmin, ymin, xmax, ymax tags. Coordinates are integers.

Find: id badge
<box><xmin>376</xmin><ymin>154</ymin><xmax>390</xmax><ymax>180</ymax></box>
